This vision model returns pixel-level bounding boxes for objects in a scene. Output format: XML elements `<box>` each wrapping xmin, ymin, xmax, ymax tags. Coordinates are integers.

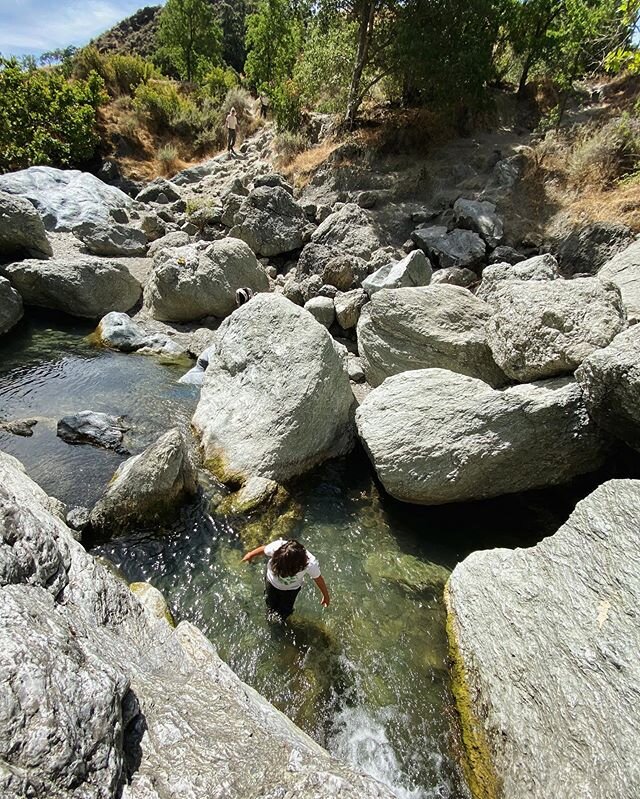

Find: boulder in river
<box><xmin>311</xmin><ymin>203</ymin><xmax>384</xmax><ymax>260</ymax></box>
<box><xmin>486</xmin><ymin>277</ymin><xmax>626</xmax><ymax>382</ymax></box>
<box><xmin>192</xmin><ymin>293</ymin><xmax>355</xmax><ymax>484</ymax></box>
<box><xmin>57</xmin><ymin>410</ymin><xmax>128</xmax><ymax>453</ymax></box>
<box><xmin>0</xmin><ymin>276</ymin><xmax>23</xmax><ymax>336</ymax></box>
<box><xmin>362</xmin><ymin>250</ymin><xmax>433</xmax><ymax>295</ymax></box>
<box><xmin>446</xmin><ymin>478</ymin><xmax>640</xmax><ymax>799</ymax></box>
<box><xmin>0</xmin><ymin>449</ymin><xmax>396</xmax><ymax>798</ymax></box>
<box><xmin>576</xmin><ymin>325</ymin><xmax>640</xmax><ymax>451</ymax></box>
<box><xmin>357</xmin><ymin>285</ymin><xmax>507</xmax><ymax>388</ymax></box>
<box><xmin>453</xmin><ymin>198</ymin><xmax>503</xmax><ymax>248</ymax></box>
<box><xmin>1</xmin><ymin>257</ymin><xmax>142</xmax><ymax>318</ymax></box>
<box><xmin>355</xmin><ymin>369</ymin><xmax>606</xmax><ymax>505</ymax></box>
<box><xmin>143</xmin><ymin>239</ymin><xmax>269</xmax><ymax>322</ymax></box>
<box><xmin>597</xmin><ymin>238</ymin><xmax>640</xmax><ymax>323</ymax></box>
<box><xmin>90</xmin><ymin>428</ymin><xmax>198</xmax><ymax>533</ymax></box>
<box><xmin>228</xmin><ymin>186</ymin><xmax>308</xmax><ymax>256</ymax></box>
<box><xmin>0</xmin><ymin>166</ymin><xmax>133</xmax><ymax>231</ymax></box>
<box><xmin>95</xmin><ymin>312</ymin><xmax>188</xmax><ymax>358</ymax></box>
<box><xmin>0</xmin><ymin>189</ymin><xmax>52</xmax><ymax>259</ymax></box>
<box><xmin>73</xmin><ymin>220</ymin><xmax>148</xmax><ymax>257</ymax></box>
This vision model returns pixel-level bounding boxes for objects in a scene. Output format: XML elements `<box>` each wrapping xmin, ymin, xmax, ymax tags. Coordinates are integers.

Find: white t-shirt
<box><xmin>264</xmin><ymin>539</ymin><xmax>321</xmax><ymax>591</ymax></box>
<box><xmin>226</xmin><ymin>113</ymin><xmax>237</xmax><ymax>130</ymax></box>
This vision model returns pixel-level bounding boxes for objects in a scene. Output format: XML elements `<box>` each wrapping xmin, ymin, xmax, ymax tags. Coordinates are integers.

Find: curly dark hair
<box><xmin>270</xmin><ymin>540</ymin><xmax>308</xmax><ymax>578</ymax></box>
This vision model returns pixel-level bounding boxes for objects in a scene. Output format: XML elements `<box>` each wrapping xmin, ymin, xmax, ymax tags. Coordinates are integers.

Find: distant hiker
<box><xmin>235</xmin><ymin>287</ymin><xmax>255</xmax><ymax>307</ymax></box>
<box><xmin>242</xmin><ymin>538</ymin><xmax>330</xmax><ymax>620</ymax></box>
<box><xmin>225</xmin><ymin>107</ymin><xmax>238</xmax><ymax>153</ymax></box>
<box><xmin>259</xmin><ymin>93</ymin><xmax>270</xmax><ymax>119</ymax></box>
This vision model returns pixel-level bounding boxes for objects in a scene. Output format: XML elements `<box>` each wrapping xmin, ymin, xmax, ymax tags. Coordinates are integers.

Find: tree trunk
<box><xmin>517</xmin><ymin>50</ymin><xmax>535</xmax><ymax>98</ymax></box>
<box><xmin>345</xmin><ymin>0</ymin><xmax>375</xmax><ymax>128</ymax></box>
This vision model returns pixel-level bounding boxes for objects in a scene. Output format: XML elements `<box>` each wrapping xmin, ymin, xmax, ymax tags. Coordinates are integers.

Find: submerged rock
<box><xmin>192</xmin><ymin>294</ymin><xmax>355</xmax><ymax>484</ymax></box>
<box><xmin>0</xmin><ymin>449</ymin><xmax>396</xmax><ymax>799</ymax></box>
<box><xmin>446</xmin><ymin>479</ymin><xmax>640</xmax><ymax>799</ymax></box>
<box><xmin>365</xmin><ymin>551</ymin><xmax>450</xmax><ymax>595</ymax></box>
<box><xmin>57</xmin><ymin>410</ymin><xmax>128</xmax><ymax>453</ymax></box>
<box><xmin>1</xmin><ymin>257</ymin><xmax>142</xmax><ymax>318</ymax></box>
<box><xmin>362</xmin><ymin>250</ymin><xmax>432</xmax><ymax>295</ymax></box>
<box><xmin>143</xmin><ymin>240</ymin><xmax>269</xmax><ymax>322</ymax></box>
<box><xmin>357</xmin><ymin>285</ymin><xmax>506</xmax><ymax>388</ymax></box>
<box><xmin>0</xmin><ymin>417</ymin><xmax>37</xmax><ymax>437</ymax></box>
<box><xmin>356</xmin><ymin>369</ymin><xmax>606</xmax><ymax>505</ymax></box>
<box><xmin>598</xmin><ymin>238</ymin><xmax>640</xmax><ymax>323</ymax></box>
<box><xmin>0</xmin><ymin>276</ymin><xmax>23</xmax><ymax>336</ymax></box>
<box><xmin>0</xmin><ymin>189</ymin><xmax>52</xmax><ymax>259</ymax></box>
<box><xmin>486</xmin><ymin>277</ymin><xmax>626</xmax><ymax>381</ymax></box>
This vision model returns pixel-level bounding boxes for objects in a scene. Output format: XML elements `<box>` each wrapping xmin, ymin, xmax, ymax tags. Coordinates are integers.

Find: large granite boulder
<box><xmin>476</xmin><ymin>253</ymin><xmax>560</xmax><ymax>303</ymax></box>
<box><xmin>446</xmin><ymin>479</ymin><xmax>640</xmax><ymax>799</ymax></box>
<box><xmin>192</xmin><ymin>294</ymin><xmax>355</xmax><ymax>484</ymax></box>
<box><xmin>0</xmin><ymin>189</ymin><xmax>52</xmax><ymax>259</ymax></box>
<box><xmin>311</xmin><ymin>203</ymin><xmax>384</xmax><ymax>260</ymax></box>
<box><xmin>576</xmin><ymin>325</ymin><xmax>640</xmax><ymax>450</ymax></box>
<box><xmin>0</xmin><ymin>166</ymin><xmax>133</xmax><ymax>232</ymax></box>
<box><xmin>411</xmin><ymin>226</ymin><xmax>486</xmax><ymax>270</ymax></box>
<box><xmin>357</xmin><ymin>286</ymin><xmax>506</xmax><ymax>388</ymax></box>
<box><xmin>229</xmin><ymin>186</ymin><xmax>308</xmax><ymax>256</ymax></box>
<box><xmin>486</xmin><ymin>277</ymin><xmax>626</xmax><ymax>382</ymax></box>
<box><xmin>362</xmin><ymin>250</ymin><xmax>432</xmax><ymax>295</ymax></box>
<box><xmin>90</xmin><ymin>428</ymin><xmax>197</xmax><ymax>534</ymax></box>
<box><xmin>0</xmin><ymin>276</ymin><xmax>23</xmax><ymax>335</ymax></box>
<box><xmin>143</xmin><ymin>239</ymin><xmax>269</xmax><ymax>322</ymax></box>
<box><xmin>57</xmin><ymin>410</ymin><xmax>128</xmax><ymax>453</ymax></box>
<box><xmin>95</xmin><ymin>312</ymin><xmax>188</xmax><ymax>358</ymax></box>
<box><xmin>0</xmin><ymin>450</ymin><xmax>395</xmax><ymax>799</ymax></box>
<box><xmin>355</xmin><ymin>369</ymin><xmax>605</xmax><ymax>505</ymax></box>
<box><xmin>453</xmin><ymin>198</ymin><xmax>503</xmax><ymax>248</ymax></box>
<box><xmin>1</xmin><ymin>257</ymin><xmax>142</xmax><ymax>318</ymax></box>
<box><xmin>598</xmin><ymin>239</ymin><xmax>640</xmax><ymax>323</ymax></box>
<box><xmin>556</xmin><ymin>221</ymin><xmax>635</xmax><ymax>276</ymax></box>
<box><xmin>74</xmin><ymin>220</ymin><xmax>148</xmax><ymax>257</ymax></box>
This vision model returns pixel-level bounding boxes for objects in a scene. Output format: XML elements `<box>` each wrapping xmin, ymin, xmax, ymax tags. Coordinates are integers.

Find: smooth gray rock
<box><xmin>446</xmin><ymin>479</ymin><xmax>640</xmax><ymax>799</ymax></box>
<box><xmin>311</xmin><ymin>203</ymin><xmax>384</xmax><ymax>260</ymax></box>
<box><xmin>486</xmin><ymin>278</ymin><xmax>627</xmax><ymax>381</ymax></box>
<box><xmin>1</xmin><ymin>257</ymin><xmax>142</xmax><ymax>318</ymax></box>
<box><xmin>335</xmin><ymin>288</ymin><xmax>368</xmax><ymax>330</ymax></box>
<box><xmin>74</xmin><ymin>220</ymin><xmax>148</xmax><ymax>257</ymax></box>
<box><xmin>362</xmin><ymin>250</ymin><xmax>432</xmax><ymax>296</ymax></box>
<box><xmin>0</xmin><ymin>166</ymin><xmax>133</xmax><ymax>231</ymax></box>
<box><xmin>411</xmin><ymin>226</ymin><xmax>486</xmax><ymax>270</ymax></box>
<box><xmin>356</xmin><ymin>369</ymin><xmax>605</xmax><ymax>505</ymax></box>
<box><xmin>140</xmin><ymin>214</ymin><xmax>165</xmax><ymax>243</ymax></box>
<box><xmin>147</xmin><ymin>230</ymin><xmax>190</xmax><ymax>257</ymax></box>
<box><xmin>57</xmin><ymin>410</ymin><xmax>128</xmax><ymax>453</ymax></box>
<box><xmin>598</xmin><ymin>239</ymin><xmax>640</xmax><ymax>323</ymax></box>
<box><xmin>136</xmin><ymin>179</ymin><xmax>181</xmax><ymax>204</ymax></box>
<box><xmin>96</xmin><ymin>312</ymin><xmax>187</xmax><ymax>357</ymax></box>
<box><xmin>254</xmin><ymin>173</ymin><xmax>293</xmax><ymax>194</ymax></box>
<box><xmin>453</xmin><ymin>198</ymin><xmax>503</xmax><ymax>248</ymax></box>
<box><xmin>90</xmin><ymin>428</ymin><xmax>197</xmax><ymax>533</ymax></box>
<box><xmin>476</xmin><ymin>253</ymin><xmax>561</xmax><ymax>302</ymax></box>
<box><xmin>192</xmin><ymin>294</ymin><xmax>355</xmax><ymax>484</ymax></box>
<box><xmin>576</xmin><ymin>325</ymin><xmax>640</xmax><ymax>450</ymax></box>
<box><xmin>0</xmin><ymin>189</ymin><xmax>52</xmax><ymax>259</ymax></box>
<box><xmin>0</xmin><ymin>276</ymin><xmax>23</xmax><ymax>335</ymax></box>
<box><xmin>304</xmin><ymin>295</ymin><xmax>335</xmax><ymax>328</ymax></box>
<box><xmin>556</xmin><ymin>222</ymin><xmax>635</xmax><ymax>276</ymax></box>
<box><xmin>0</xmin><ymin>450</ymin><xmax>394</xmax><ymax>799</ymax></box>
<box><xmin>229</xmin><ymin>186</ymin><xmax>308</xmax><ymax>257</ymax></box>
<box><xmin>430</xmin><ymin>266</ymin><xmax>477</xmax><ymax>287</ymax></box>
<box><xmin>357</xmin><ymin>286</ymin><xmax>506</xmax><ymax>388</ymax></box>
<box><xmin>143</xmin><ymin>239</ymin><xmax>269</xmax><ymax>322</ymax></box>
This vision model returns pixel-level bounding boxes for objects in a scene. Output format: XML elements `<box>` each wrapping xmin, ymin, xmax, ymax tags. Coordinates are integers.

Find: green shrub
<box><xmin>133</xmin><ymin>80</ymin><xmax>186</xmax><ymax>130</ymax></box>
<box><xmin>272</xmin><ymin>79</ymin><xmax>302</xmax><ymax>132</ymax></box>
<box><xmin>273</xmin><ymin>130</ymin><xmax>309</xmax><ymax>164</ymax></box>
<box><xmin>73</xmin><ymin>46</ymin><xmax>160</xmax><ymax>96</ymax></box>
<box><xmin>568</xmin><ymin>113</ymin><xmax>640</xmax><ymax>187</ymax></box>
<box><xmin>0</xmin><ymin>57</ymin><xmax>106</xmax><ymax>172</ymax></box>
<box><xmin>203</xmin><ymin>65</ymin><xmax>239</xmax><ymax>102</ymax></box>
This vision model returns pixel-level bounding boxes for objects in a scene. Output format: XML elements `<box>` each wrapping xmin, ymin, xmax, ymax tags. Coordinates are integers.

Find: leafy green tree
<box><xmin>157</xmin><ymin>0</ymin><xmax>223</xmax><ymax>82</ymax></box>
<box><xmin>244</xmin><ymin>0</ymin><xmax>303</xmax><ymax>90</ymax></box>
<box><xmin>0</xmin><ymin>58</ymin><xmax>105</xmax><ymax>172</ymax></box>
<box><xmin>212</xmin><ymin>0</ymin><xmax>256</xmax><ymax>72</ymax></box>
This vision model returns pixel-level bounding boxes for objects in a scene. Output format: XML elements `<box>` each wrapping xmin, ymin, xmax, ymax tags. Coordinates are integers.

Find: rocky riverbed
<box><xmin>1</xmin><ymin>122</ymin><xmax>640</xmax><ymax>798</ymax></box>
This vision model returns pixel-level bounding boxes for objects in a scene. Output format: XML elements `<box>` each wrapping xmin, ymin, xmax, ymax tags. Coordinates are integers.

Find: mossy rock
<box><xmin>130</xmin><ymin>581</ymin><xmax>176</xmax><ymax>627</ymax></box>
<box><xmin>364</xmin><ymin>550</ymin><xmax>451</xmax><ymax>595</ymax></box>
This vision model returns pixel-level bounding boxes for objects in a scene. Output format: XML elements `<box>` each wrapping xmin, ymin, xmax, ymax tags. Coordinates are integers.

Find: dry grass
<box><xmin>280</xmin><ymin>137</ymin><xmax>341</xmax><ymax>187</ymax></box>
<box><xmin>156</xmin><ymin>144</ymin><xmax>182</xmax><ymax>177</ymax></box>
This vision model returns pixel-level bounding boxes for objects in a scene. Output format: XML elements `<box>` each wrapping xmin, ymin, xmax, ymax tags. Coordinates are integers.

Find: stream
<box><xmin>0</xmin><ymin>310</ymin><xmax>625</xmax><ymax>799</ymax></box>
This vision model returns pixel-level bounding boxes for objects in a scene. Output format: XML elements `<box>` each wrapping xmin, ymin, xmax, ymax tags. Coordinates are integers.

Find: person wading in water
<box><xmin>242</xmin><ymin>538</ymin><xmax>330</xmax><ymax>620</ymax></box>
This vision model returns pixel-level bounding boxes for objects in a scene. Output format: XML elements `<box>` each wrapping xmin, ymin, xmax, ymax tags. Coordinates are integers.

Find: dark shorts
<box><xmin>227</xmin><ymin>128</ymin><xmax>236</xmax><ymax>150</ymax></box>
<box><xmin>265</xmin><ymin>579</ymin><xmax>300</xmax><ymax>619</ymax></box>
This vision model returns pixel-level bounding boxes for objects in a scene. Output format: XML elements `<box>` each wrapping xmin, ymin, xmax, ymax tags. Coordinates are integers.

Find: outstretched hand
<box><xmin>241</xmin><ymin>553</ymin><xmax>253</xmax><ymax>563</ymax></box>
<box><xmin>320</xmin><ymin>595</ymin><xmax>330</xmax><ymax>608</ymax></box>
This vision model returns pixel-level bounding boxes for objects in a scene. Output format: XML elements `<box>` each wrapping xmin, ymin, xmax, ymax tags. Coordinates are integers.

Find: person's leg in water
<box><xmin>265</xmin><ymin>579</ymin><xmax>300</xmax><ymax>621</ymax></box>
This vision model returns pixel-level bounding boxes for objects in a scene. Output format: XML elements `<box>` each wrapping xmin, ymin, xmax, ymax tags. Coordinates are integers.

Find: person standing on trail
<box><xmin>242</xmin><ymin>538</ymin><xmax>330</xmax><ymax>620</ymax></box>
<box><xmin>225</xmin><ymin>106</ymin><xmax>238</xmax><ymax>154</ymax></box>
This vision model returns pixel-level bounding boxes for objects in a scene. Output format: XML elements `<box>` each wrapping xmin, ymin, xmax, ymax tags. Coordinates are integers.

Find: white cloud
<box><xmin>0</xmin><ymin>0</ymin><xmax>158</xmax><ymax>56</ymax></box>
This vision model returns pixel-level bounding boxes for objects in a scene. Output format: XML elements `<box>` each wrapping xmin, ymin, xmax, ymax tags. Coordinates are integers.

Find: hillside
<box><xmin>91</xmin><ymin>5</ymin><xmax>161</xmax><ymax>57</ymax></box>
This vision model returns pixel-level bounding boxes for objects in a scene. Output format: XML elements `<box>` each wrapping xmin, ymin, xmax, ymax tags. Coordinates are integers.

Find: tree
<box><xmin>157</xmin><ymin>0</ymin><xmax>223</xmax><ymax>82</ymax></box>
<box><xmin>244</xmin><ymin>0</ymin><xmax>304</xmax><ymax>90</ymax></box>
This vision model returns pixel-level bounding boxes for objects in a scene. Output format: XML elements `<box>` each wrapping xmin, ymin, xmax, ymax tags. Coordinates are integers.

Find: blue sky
<box><xmin>0</xmin><ymin>0</ymin><xmax>163</xmax><ymax>58</ymax></box>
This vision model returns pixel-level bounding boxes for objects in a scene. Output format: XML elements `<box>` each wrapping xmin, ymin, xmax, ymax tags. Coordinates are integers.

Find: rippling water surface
<box><xmin>1</xmin><ymin>311</ymin><xmax>618</xmax><ymax>799</ymax></box>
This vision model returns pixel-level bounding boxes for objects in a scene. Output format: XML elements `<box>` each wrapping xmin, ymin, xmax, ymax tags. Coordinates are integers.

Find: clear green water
<box><xmin>1</xmin><ymin>312</ymin><xmax>623</xmax><ymax>799</ymax></box>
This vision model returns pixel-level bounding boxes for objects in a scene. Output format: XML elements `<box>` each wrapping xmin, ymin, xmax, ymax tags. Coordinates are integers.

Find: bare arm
<box><xmin>313</xmin><ymin>575</ymin><xmax>330</xmax><ymax>608</ymax></box>
<box><xmin>242</xmin><ymin>545</ymin><xmax>266</xmax><ymax>563</ymax></box>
